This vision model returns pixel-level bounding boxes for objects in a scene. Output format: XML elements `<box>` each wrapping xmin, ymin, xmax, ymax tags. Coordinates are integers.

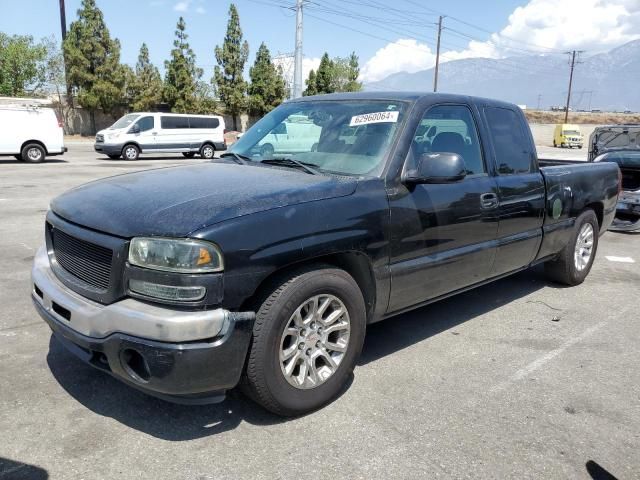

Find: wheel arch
<box><xmin>583</xmin><ymin>202</ymin><xmax>603</xmax><ymax>230</ymax></box>
<box><xmin>21</xmin><ymin>140</ymin><xmax>48</xmax><ymax>155</ymax></box>
<box><xmin>242</xmin><ymin>251</ymin><xmax>377</xmax><ymax>323</ymax></box>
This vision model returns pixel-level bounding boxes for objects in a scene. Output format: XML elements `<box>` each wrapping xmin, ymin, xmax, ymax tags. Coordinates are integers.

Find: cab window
<box><xmin>134</xmin><ymin>116</ymin><xmax>154</xmax><ymax>132</ymax></box>
<box><xmin>413</xmin><ymin>105</ymin><xmax>485</xmax><ymax>176</ymax></box>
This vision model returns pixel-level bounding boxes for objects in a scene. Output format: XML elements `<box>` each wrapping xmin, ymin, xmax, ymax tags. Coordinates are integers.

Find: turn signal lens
<box><xmin>129</xmin><ymin>279</ymin><xmax>205</xmax><ymax>302</ymax></box>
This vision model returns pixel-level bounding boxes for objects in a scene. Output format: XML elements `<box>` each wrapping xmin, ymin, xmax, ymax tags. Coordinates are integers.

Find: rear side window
<box><xmin>484</xmin><ymin>107</ymin><xmax>534</xmax><ymax>174</ymax></box>
<box><xmin>161</xmin><ymin>116</ymin><xmax>189</xmax><ymax>129</ymax></box>
<box><xmin>189</xmin><ymin>117</ymin><xmax>220</xmax><ymax>129</ymax></box>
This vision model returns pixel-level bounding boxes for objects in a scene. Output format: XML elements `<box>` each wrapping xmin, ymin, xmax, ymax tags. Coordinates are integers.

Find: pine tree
<box><xmin>303</xmin><ymin>69</ymin><xmax>317</xmax><ymax>96</ymax></box>
<box><xmin>130</xmin><ymin>43</ymin><xmax>162</xmax><ymax>111</ymax></box>
<box><xmin>164</xmin><ymin>17</ymin><xmax>202</xmax><ymax>113</ymax></box>
<box><xmin>213</xmin><ymin>3</ymin><xmax>249</xmax><ymax>130</ymax></box>
<box><xmin>344</xmin><ymin>52</ymin><xmax>362</xmax><ymax>92</ymax></box>
<box><xmin>248</xmin><ymin>42</ymin><xmax>285</xmax><ymax>117</ymax></box>
<box><xmin>315</xmin><ymin>53</ymin><xmax>334</xmax><ymax>94</ymax></box>
<box><xmin>63</xmin><ymin>0</ymin><xmax>128</xmax><ymax>132</ymax></box>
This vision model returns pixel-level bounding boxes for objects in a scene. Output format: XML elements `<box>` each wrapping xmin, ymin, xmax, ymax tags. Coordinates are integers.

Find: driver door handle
<box><xmin>480</xmin><ymin>192</ymin><xmax>499</xmax><ymax>209</ymax></box>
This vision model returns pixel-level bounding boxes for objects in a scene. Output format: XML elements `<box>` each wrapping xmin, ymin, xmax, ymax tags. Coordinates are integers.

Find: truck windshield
<box><xmin>563</xmin><ymin>130</ymin><xmax>580</xmax><ymax>135</ymax></box>
<box><xmin>229</xmin><ymin>100</ymin><xmax>407</xmax><ymax>176</ymax></box>
<box><xmin>110</xmin><ymin>114</ymin><xmax>140</xmax><ymax>129</ymax></box>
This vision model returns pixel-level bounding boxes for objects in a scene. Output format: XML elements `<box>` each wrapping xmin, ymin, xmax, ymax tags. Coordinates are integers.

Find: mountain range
<box><xmin>364</xmin><ymin>40</ymin><xmax>640</xmax><ymax>111</ymax></box>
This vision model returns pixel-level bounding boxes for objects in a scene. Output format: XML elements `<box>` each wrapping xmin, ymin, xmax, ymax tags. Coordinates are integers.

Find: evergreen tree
<box><xmin>247</xmin><ymin>42</ymin><xmax>285</xmax><ymax>117</ymax></box>
<box><xmin>130</xmin><ymin>43</ymin><xmax>163</xmax><ymax>111</ymax></box>
<box><xmin>164</xmin><ymin>17</ymin><xmax>202</xmax><ymax>113</ymax></box>
<box><xmin>213</xmin><ymin>3</ymin><xmax>249</xmax><ymax>130</ymax></box>
<box><xmin>63</xmin><ymin>0</ymin><xmax>128</xmax><ymax>131</ymax></box>
<box><xmin>315</xmin><ymin>53</ymin><xmax>334</xmax><ymax>94</ymax></box>
<box><xmin>303</xmin><ymin>69</ymin><xmax>317</xmax><ymax>96</ymax></box>
<box><xmin>344</xmin><ymin>52</ymin><xmax>362</xmax><ymax>92</ymax></box>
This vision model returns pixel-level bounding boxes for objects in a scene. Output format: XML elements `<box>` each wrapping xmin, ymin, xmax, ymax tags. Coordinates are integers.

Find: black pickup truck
<box><xmin>32</xmin><ymin>92</ymin><xmax>620</xmax><ymax>416</ymax></box>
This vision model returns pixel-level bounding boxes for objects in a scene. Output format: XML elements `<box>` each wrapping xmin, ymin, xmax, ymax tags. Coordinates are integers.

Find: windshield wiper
<box><xmin>261</xmin><ymin>157</ymin><xmax>321</xmax><ymax>175</ymax></box>
<box><xmin>220</xmin><ymin>152</ymin><xmax>252</xmax><ymax>164</ymax></box>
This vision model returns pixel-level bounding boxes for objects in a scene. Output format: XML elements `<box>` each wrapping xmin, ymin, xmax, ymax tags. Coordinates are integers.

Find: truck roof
<box><xmin>291</xmin><ymin>91</ymin><xmax>517</xmax><ymax>109</ymax></box>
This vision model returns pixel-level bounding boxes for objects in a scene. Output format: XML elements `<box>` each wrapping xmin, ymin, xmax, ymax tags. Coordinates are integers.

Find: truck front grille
<box><xmin>51</xmin><ymin>228</ymin><xmax>113</xmax><ymax>290</ymax></box>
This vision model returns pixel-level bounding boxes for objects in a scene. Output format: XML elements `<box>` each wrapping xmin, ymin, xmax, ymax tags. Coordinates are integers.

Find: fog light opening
<box><xmin>121</xmin><ymin>349</ymin><xmax>151</xmax><ymax>383</ymax></box>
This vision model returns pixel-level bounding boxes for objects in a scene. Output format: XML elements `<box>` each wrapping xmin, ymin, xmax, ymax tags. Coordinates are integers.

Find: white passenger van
<box><xmin>94</xmin><ymin>112</ymin><xmax>226</xmax><ymax>160</ymax></box>
<box><xmin>257</xmin><ymin>116</ymin><xmax>322</xmax><ymax>156</ymax></box>
<box><xmin>0</xmin><ymin>105</ymin><xmax>66</xmax><ymax>163</ymax></box>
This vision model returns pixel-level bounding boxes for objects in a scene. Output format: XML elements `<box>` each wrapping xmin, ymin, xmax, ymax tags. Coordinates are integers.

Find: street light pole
<box><xmin>433</xmin><ymin>15</ymin><xmax>443</xmax><ymax>92</ymax></box>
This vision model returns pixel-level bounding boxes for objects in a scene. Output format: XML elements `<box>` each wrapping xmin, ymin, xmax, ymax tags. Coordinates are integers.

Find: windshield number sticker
<box><xmin>350</xmin><ymin>111</ymin><xmax>399</xmax><ymax>127</ymax></box>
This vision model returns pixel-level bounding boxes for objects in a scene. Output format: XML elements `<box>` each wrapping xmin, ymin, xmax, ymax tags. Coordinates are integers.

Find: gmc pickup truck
<box><xmin>32</xmin><ymin>93</ymin><xmax>620</xmax><ymax>416</ymax></box>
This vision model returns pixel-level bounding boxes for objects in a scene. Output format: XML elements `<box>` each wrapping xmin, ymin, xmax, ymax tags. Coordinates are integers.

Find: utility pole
<box><xmin>59</xmin><ymin>0</ymin><xmax>67</xmax><ymax>40</ymax></box>
<box><xmin>293</xmin><ymin>0</ymin><xmax>304</xmax><ymax>98</ymax></box>
<box><xmin>537</xmin><ymin>94</ymin><xmax>542</xmax><ymax>110</ymax></box>
<box><xmin>563</xmin><ymin>50</ymin><xmax>583</xmax><ymax>123</ymax></box>
<box><xmin>433</xmin><ymin>15</ymin><xmax>443</xmax><ymax>92</ymax></box>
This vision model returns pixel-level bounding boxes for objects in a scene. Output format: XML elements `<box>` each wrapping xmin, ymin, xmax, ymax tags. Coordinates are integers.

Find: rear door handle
<box><xmin>480</xmin><ymin>192</ymin><xmax>499</xmax><ymax>209</ymax></box>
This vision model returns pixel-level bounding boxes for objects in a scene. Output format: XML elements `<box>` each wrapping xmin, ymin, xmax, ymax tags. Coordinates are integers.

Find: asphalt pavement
<box><xmin>0</xmin><ymin>143</ymin><xmax>638</xmax><ymax>479</ymax></box>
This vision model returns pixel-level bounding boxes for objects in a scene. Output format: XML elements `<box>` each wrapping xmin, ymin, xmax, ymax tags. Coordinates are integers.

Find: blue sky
<box><xmin>1</xmin><ymin>0</ymin><xmax>639</xmax><ymax>83</ymax></box>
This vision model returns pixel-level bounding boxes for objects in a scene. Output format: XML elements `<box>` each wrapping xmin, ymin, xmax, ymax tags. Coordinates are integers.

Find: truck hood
<box><xmin>51</xmin><ymin>163</ymin><xmax>358</xmax><ymax>238</ymax></box>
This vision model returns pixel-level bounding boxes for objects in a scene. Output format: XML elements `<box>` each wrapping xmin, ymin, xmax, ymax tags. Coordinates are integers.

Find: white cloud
<box><xmin>360</xmin><ymin>39</ymin><xmax>436</xmax><ymax>83</ymax></box>
<box><xmin>196</xmin><ymin>6</ymin><xmax>206</xmax><ymax>14</ymax></box>
<box><xmin>362</xmin><ymin>0</ymin><xmax>640</xmax><ymax>83</ymax></box>
<box><xmin>173</xmin><ymin>1</ymin><xmax>190</xmax><ymax>12</ymax></box>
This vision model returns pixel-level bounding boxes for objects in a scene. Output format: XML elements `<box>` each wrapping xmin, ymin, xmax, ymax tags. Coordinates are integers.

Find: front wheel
<box><xmin>182</xmin><ymin>152</ymin><xmax>196</xmax><ymax>158</ymax></box>
<box><xmin>122</xmin><ymin>144</ymin><xmax>140</xmax><ymax>160</ymax></box>
<box><xmin>545</xmin><ymin>210</ymin><xmax>599</xmax><ymax>286</ymax></box>
<box><xmin>107</xmin><ymin>154</ymin><xmax>121</xmax><ymax>159</ymax></box>
<box><xmin>243</xmin><ymin>266</ymin><xmax>366</xmax><ymax>416</ymax></box>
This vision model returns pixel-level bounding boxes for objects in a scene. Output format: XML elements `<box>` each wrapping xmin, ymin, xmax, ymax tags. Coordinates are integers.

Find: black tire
<box><xmin>260</xmin><ymin>143</ymin><xmax>274</xmax><ymax>158</ymax></box>
<box><xmin>553</xmin><ymin>140</ymin><xmax>557</xmax><ymax>147</ymax></box>
<box><xmin>545</xmin><ymin>209</ymin><xmax>599</xmax><ymax>286</ymax></box>
<box><xmin>200</xmin><ymin>143</ymin><xmax>215</xmax><ymax>159</ymax></box>
<box><xmin>21</xmin><ymin>143</ymin><xmax>45</xmax><ymax>163</ymax></box>
<box><xmin>243</xmin><ymin>265</ymin><xmax>366</xmax><ymax>416</ymax></box>
<box><xmin>122</xmin><ymin>144</ymin><xmax>140</xmax><ymax>160</ymax></box>
<box><xmin>183</xmin><ymin>152</ymin><xmax>196</xmax><ymax>158</ymax></box>
<box><xmin>578</xmin><ymin>145</ymin><xmax>583</xmax><ymax>149</ymax></box>
<box><xmin>107</xmin><ymin>154</ymin><xmax>121</xmax><ymax>159</ymax></box>
<box><xmin>14</xmin><ymin>154</ymin><xmax>23</xmax><ymax>161</ymax></box>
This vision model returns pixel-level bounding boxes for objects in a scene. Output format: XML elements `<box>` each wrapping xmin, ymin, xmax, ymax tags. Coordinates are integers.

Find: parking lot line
<box><xmin>605</xmin><ymin>255</ymin><xmax>635</xmax><ymax>263</ymax></box>
<box><xmin>491</xmin><ymin>321</ymin><xmax>606</xmax><ymax>393</ymax></box>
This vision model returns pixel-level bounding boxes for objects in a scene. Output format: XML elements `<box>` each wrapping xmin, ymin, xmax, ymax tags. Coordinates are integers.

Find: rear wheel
<box><xmin>260</xmin><ymin>143</ymin><xmax>274</xmax><ymax>158</ymax></box>
<box><xmin>182</xmin><ymin>152</ymin><xmax>196</xmax><ymax>158</ymax></box>
<box><xmin>21</xmin><ymin>143</ymin><xmax>45</xmax><ymax>163</ymax></box>
<box><xmin>243</xmin><ymin>266</ymin><xmax>366</xmax><ymax>416</ymax></box>
<box><xmin>122</xmin><ymin>144</ymin><xmax>140</xmax><ymax>160</ymax></box>
<box><xmin>545</xmin><ymin>210</ymin><xmax>599</xmax><ymax>286</ymax></box>
<box><xmin>553</xmin><ymin>140</ymin><xmax>557</xmax><ymax>147</ymax></box>
<box><xmin>200</xmin><ymin>144</ymin><xmax>215</xmax><ymax>159</ymax></box>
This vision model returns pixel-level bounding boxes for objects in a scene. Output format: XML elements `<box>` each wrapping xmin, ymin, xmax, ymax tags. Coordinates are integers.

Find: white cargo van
<box><xmin>94</xmin><ymin>112</ymin><xmax>226</xmax><ymax>160</ymax></box>
<box><xmin>0</xmin><ymin>105</ymin><xmax>66</xmax><ymax>163</ymax></box>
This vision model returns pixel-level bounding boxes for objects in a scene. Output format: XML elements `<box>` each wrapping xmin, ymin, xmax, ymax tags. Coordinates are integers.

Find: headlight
<box><xmin>128</xmin><ymin>237</ymin><xmax>224</xmax><ymax>273</ymax></box>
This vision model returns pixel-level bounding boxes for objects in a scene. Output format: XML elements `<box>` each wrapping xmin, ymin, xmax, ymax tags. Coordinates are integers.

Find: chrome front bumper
<box><xmin>31</xmin><ymin>246</ymin><xmax>231</xmax><ymax>342</ymax></box>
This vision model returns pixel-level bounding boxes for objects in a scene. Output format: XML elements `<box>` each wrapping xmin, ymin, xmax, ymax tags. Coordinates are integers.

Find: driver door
<box><xmin>387</xmin><ymin>104</ymin><xmax>499</xmax><ymax>312</ymax></box>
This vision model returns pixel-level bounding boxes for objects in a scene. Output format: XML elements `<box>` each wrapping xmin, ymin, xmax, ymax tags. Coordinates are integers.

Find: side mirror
<box><xmin>129</xmin><ymin>124</ymin><xmax>140</xmax><ymax>134</ymax></box>
<box><xmin>403</xmin><ymin>152</ymin><xmax>467</xmax><ymax>184</ymax></box>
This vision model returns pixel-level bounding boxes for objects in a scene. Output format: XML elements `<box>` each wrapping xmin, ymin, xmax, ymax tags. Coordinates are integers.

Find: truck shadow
<box><xmin>0</xmin><ymin>457</ymin><xmax>48</xmax><ymax>479</ymax></box>
<box><xmin>46</xmin><ymin>265</ymin><xmax>559</xmax><ymax>441</ymax></box>
<box><xmin>360</xmin><ymin>265</ymin><xmax>558</xmax><ymax>365</ymax></box>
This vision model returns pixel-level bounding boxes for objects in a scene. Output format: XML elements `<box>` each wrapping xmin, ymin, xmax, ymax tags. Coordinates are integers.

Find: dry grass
<box><xmin>525</xmin><ymin>110</ymin><xmax>640</xmax><ymax>125</ymax></box>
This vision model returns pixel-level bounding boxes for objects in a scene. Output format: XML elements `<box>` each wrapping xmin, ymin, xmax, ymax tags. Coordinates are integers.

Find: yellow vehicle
<box><xmin>553</xmin><ymin>124</ymin><xmax>583</xmax><ymax>148</ymax></box>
